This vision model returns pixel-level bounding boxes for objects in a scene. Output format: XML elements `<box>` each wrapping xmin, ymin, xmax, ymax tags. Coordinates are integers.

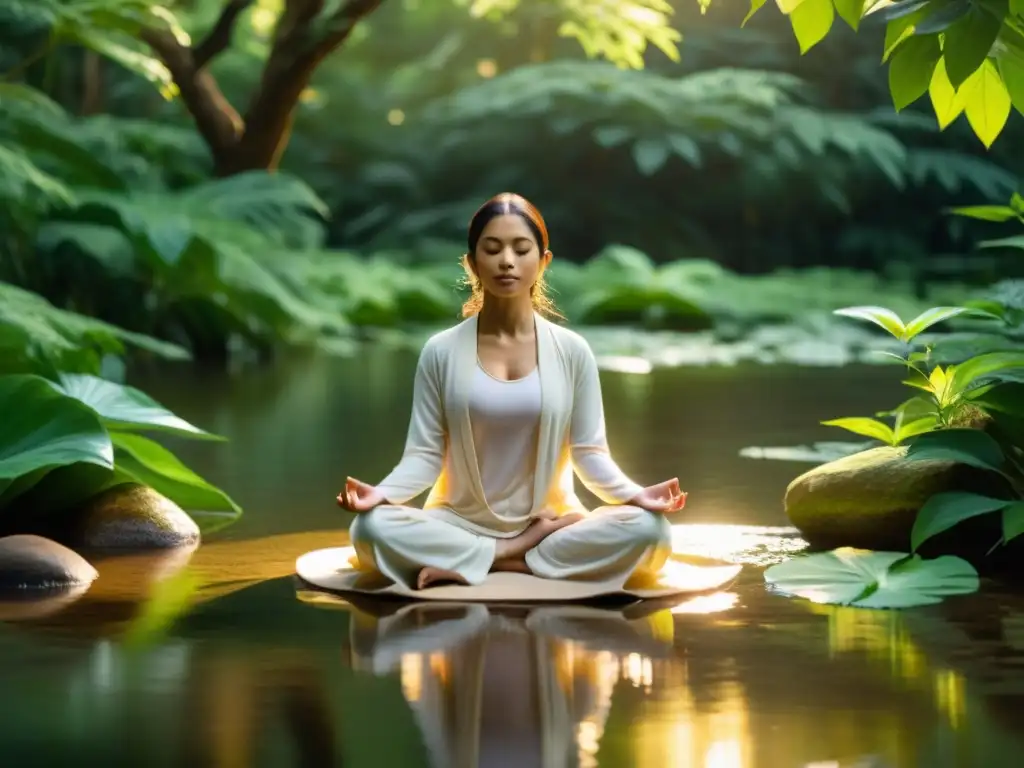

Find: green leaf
<box><xmin>998</xmin><ymin>54</ymin><xmax>1024</xmax><ymax>116</ymax></box>
<box><xmin>960</xmin><ymin>59</ymin><xmax>1012</xmax><ymax>148</ymax></box>
<box><xmin>110</xmin><ymin>431</ymin><xmax>240</xmax><ymax>514</ymax></box>
<box><xmin>835</xmin><ymin>0</ymin><xmax>866</xmax><ymax>29</ymax></box>
<box><xmin>904</xmin><ymin>428</ymin><xmax>1006</xmax><ymax>474</ymax></box>
<box><xmin>0</xmin><ymin>375</ymin><xmax>113</xmax><ymax>497</ymax></box>
<box><xmin>950</xmin><ymin>351</ymin><xmax>1024</xmax><ymax>392</ymax></box>
<box><xmin>790</xmin><ymin>0</ymin><xmax>835</xmax><ymax>53</ymax></box>
<box><xmin>895</xmin><ymin>415</ymin><xmax>939</xmax><ymax>443</ymax></box>
<box><xmin>764</xmin><ymin>548</ymin><xmax>979</xmax><ymax>608</ymax></box>
<box><xmin>1003</xmin><ymin>502</ymin><xmax>1024</xmax><ymax>543</ymax></box>
<box><xmin>913</xmin><ymin>0</ymin><xmax>971</xmax><ymax>34</ymax></box>
<box><xmin>929</xmin><ymin>57</ymin><xmax>967</xmax><ymax>128</ymax></box>
<box><xmin>743</xmin><ymin>0</ymin><xmax>769</xmax><ymax>25</ymax></box>
<box><xmin>53</xmin><ymin>374</ymin><xmax>224</xmax><ymax>441</ymax></box>
<box><xmin>833</xmin><ymin>306</ymin><xmax>905</xmax><ymax>338</ymax></box>
<box><xmin>632</xmin><ymin>139</ymin><xmax>670</xmax><ymax>176</ymax></box>
<box><xmin>942</xmin><ymin>5</ymin><xmax>1003</xmax><ymax>88</ymax></box>
<box><xmin>902</xmin><ymin>306</ymin><xmax>968</xmax><ymax>340</ymax></box>
<box><xmin>821</xmin><ymin>417</ymin><xmax>897</xmax><ymax>444</ymax></box>
<box><xmin>911</xmin><ymin>491</ymin><xmax>1012</xmax><ymax>550</ymax></box>
<box><xmin>883</xmin><ymin>6</ymin><xmax>930</xmax><ymax>61</ymax></box>
<box><xmin>947</xmin><ymin>204</ymin><xmax>1021</xmax><ymax>222</ymax></box>
<box><xmin>889</xmin><ymin>35</ymin><xmax>942</xmax><ymax>110</ymax></box>
<box><xmin>970</xmin><ymin>382</ymin><xmax>1024</xmax><ymax>416</ymax></box>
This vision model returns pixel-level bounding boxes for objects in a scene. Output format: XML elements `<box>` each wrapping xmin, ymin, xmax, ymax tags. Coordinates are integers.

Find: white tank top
<box><xmin>467</xmin><ymin>362</ymin><xmax>541</xmax><ymax>519</ymax></box>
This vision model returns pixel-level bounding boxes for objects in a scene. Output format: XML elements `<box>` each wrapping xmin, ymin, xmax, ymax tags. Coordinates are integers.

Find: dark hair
<box><xmin>461</xmin><ymin>192</ymin><xmax>562</xmax><ymax>319</ymax></box>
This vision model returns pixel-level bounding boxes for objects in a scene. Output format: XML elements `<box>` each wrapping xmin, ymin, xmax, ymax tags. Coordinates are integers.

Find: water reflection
<box><xmin>287</xmin><ymin>588</ymin><xmax>1024</xmax><ymax>768</ymax></box>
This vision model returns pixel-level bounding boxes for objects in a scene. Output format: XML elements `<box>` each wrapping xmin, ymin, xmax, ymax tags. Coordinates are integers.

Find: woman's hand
<box><xmin>630</xmin><ymin>478</ymin><xmax>687</xmax><ymax>514</ymax></box>
<box><xmin>336</xmin><ymin>476</ymin><xmax>387</xmax><ymax>513</ymax></box>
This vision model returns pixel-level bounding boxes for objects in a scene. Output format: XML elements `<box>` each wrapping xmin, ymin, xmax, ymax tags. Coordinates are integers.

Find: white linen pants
<box><xmin>350</xmin><ymin>505</ymin><xmax>673</xmax><ymax>589</ymax></box>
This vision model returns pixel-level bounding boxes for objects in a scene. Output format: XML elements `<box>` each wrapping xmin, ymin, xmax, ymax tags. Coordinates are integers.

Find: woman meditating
<box><xmin>337</xmin><ymin>193</ymin><xmax>687</xmax><ymax>591</ymax></box>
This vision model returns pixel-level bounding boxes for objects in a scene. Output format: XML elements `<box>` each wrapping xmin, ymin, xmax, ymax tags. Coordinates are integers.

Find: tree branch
<box><xmin>140</xmin><ymin>27</ymin><xmax>243</xmax><ymax>157</ymax></box>
<box><xmin>221</xmin><ymin>0</ymin><xmax>385</xmax><ymax>175</ymax></box>
<box><xmin>193</xmin><ymin>0</ymin><xmax>256</xmax><ymax>70</ymax></box>
<box><xmin>142</xmin><ymin>0</ymin><xmax>386</xmax><ymax>175</ymax></box>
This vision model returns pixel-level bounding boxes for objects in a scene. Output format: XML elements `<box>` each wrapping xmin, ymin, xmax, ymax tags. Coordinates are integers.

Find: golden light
<box><xmin>387</xmin><ymin>109</ymin><xmax>406</xmax><ymax>126</ymax></box>
<box><xmin>476</xmin><ymin>59</ymin><xmax>498</xmax><ymax>78</ymax></box>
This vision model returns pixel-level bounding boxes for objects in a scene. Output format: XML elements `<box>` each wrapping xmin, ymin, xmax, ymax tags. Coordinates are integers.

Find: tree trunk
<box><xmin>142</xmin><ymin>0</ymin><xmax>386</xmax><ymax>176</ymax></box>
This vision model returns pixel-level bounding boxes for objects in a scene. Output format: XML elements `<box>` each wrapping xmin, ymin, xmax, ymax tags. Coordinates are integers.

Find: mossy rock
<box><xmin>76</xmin><ymin>483</ymin><xmax>200</xmax><ymax>549</ymax></box>
<box><xmin>784</xmin><ymin>446</ymin><xmax>988</xmax><ymax>552</ymax></box>
<box><xmin>0</xmin><ymin>534</ymin><xmax>98</xmax><ymax>590</ymax></box>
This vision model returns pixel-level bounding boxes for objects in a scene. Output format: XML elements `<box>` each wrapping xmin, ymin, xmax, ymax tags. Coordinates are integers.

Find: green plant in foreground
<box><xmin>826</xmin><ymin>302</ymin><xmax>1024</xmax><ymax>544</ymax></box>
<box><xmin>0</xmin><ymin>373</ymin><xmax>241</xmax><ymax>533</ymax></box>
<box><xmin>765</xmin><ymin>218</ymin><xmax>1024</xmax><ymax>609</ymax></box>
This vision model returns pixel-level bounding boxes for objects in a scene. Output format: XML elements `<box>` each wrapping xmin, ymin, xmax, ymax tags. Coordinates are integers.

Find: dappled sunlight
<box><xmin>670</xmin><ymin>523</ymin><xmax>807</xmax><ymax>566</ymax></box>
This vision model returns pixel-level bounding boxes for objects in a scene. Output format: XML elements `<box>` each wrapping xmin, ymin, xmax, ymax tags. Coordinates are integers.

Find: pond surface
<box><xmin>2</xmin><ymin>344</ymin><xmax>1024</xmax><ymax>767</ymax></box>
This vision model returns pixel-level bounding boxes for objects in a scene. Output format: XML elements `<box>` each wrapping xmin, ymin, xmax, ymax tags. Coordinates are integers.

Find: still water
<box><xmin>2</xmin><ymin>344</ymin><xmax>1023</xmax><ymax>767</ymax></box>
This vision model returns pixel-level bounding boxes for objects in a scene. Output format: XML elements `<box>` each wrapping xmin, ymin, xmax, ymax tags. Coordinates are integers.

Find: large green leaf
<box><xmin>0</xmin><ymin>375</ymin><xmax>112</xmax><ymax>497</ymax></box>
<box><xmin>904</xmin><ymin>428</ymin><xmax>1007</xmax><ymax>474</ymax></box>
<box><xmin>53</xmin><ymin>374</ymin><xmax>224</xmax><ymax>441</ymax></box>
<box><xmin>764</xmin><ymin>548</ymin><xmax>979</xmax><ymax>608</ymax></box>
<box><xmin>911</xmin><ymin>491</ymin><xmax>1014</xmax><ymax>550</ymax></box>
<box><xmin>109</xmin><ymin>431</ymin><xmax>239</xmax><ymax>514</ymax></box>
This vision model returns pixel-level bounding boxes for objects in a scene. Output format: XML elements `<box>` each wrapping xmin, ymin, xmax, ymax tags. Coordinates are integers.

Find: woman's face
<box><xmin>471</xmin><ymin>214</ymin><xmax>550</xmax><ymax>301</ymax></box>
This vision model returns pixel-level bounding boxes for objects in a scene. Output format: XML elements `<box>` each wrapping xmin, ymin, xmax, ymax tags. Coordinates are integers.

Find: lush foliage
<box><xmin>746</xmin><ymin>0</ymin><xmax>1024</xmax><ymax>149</ymax></box>
<box><xmin>0</xmin><ymin>367</ymin><xmax>240</xmax><ymax>534</ymax></box>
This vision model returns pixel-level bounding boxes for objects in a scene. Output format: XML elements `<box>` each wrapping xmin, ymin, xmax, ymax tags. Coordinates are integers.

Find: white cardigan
<box><xmin>376</xmin><ymin>313</ymin><xmax>644</xmax><ymax>536</ymax></box>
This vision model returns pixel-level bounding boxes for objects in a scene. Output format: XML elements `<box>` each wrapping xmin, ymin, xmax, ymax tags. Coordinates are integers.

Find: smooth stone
<box><xmin>76</xmin><ymin>483</ymin><xmax>201</xmax><ymax>549</ymax></box>
<box><xmin>784</xmin><ymin>446</ymin><xmax>975</xmax><ymax>551</ymax></box>
<box><xmin>0</xmin><ymin>534</ymin><xmax>98</xmax><ymax>590</ymax></box>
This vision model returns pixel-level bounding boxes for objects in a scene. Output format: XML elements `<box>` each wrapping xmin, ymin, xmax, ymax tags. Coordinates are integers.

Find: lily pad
<box><xmin>763</xmin><ymin>548</ymin><xmax>979</xmax><ymax>609</ymax></box>
<box><xmin>53</xmin><ymin>374</ymin><xmax>223</xmax><ymax>441</ymax></box>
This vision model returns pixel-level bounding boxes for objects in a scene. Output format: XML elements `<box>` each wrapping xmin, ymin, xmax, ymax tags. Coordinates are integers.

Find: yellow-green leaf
<box><xmin>1010</xmin><ymin>0</ymin><xmax>1024</xmax><ymax>19</ymax></box>
<box><xmin>744</xmin><ymin>0</ymin><xmax>769</xmax><ymax>25</ymax></box>
<box><xmin>834</xmin><ymin>0</ymin><xmax>866</xmax><ymax>30</ymax></box>
<box><xmin>960</xmin><ymin>59</ymin><xmax>1012</xmax><ymax>148</ymax></box>
<box><xmin>776</xmin><ymin>0</ymin><xmax>808</xmax><ymax>12</ymax></box>
<box><xmin>889</xmin><ymin>35</ymin><xmax>941</xmax><ymax>110</ymax></box>
<box><xmin>789</xmin><ymin>0</ymin><xmax>834</xmax><ymax>52</ymax></box>
<box><xmin>942</xmin><ymin>7</ymin><xmax>1002</xmax><ymax>88</ymax></box>
<box><xmin>929</xmin><ymin>57</ymin><xmax>966</xmax><ymax>129</ymax></box>
<box><xmin>998</xmin><ymin>55</ymin><xmax>1024</xmax><ymax>117</ymax></box>
<box><xmin>821</xmin><ymin>417</ymin><xmax>897</xmax><ymax>445</ymax></box>
<box><xmin>902</xmin><ymin>306</ymin><xmax>969</xmax><ymax>340</ymax></box>
<box><xmin>833</xmin><ymin>306</ymin><xmax>905</xmax><ymax>338</ymax></box>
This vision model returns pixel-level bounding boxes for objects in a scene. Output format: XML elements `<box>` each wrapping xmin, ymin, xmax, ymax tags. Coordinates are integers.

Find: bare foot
<box><xmin>494</xmin><ymin>513</ymin><xmax>584</xmax><ymax>561</ymax></box>
<box><xmin>416</xmin><ymin>567</ymin><xmax>469</xmax><ymax>590</ymax></box>
<box><xmin>490</xmin><ymin>556</ymin><xmax>533</xmax><ymax>574</ymax></box>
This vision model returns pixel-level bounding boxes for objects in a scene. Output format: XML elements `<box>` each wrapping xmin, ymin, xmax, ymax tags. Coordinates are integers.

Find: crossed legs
<box><xmin>350</xmin><ymin>505</ymin><xmax>672</xmax><ymax>590</ymax></box>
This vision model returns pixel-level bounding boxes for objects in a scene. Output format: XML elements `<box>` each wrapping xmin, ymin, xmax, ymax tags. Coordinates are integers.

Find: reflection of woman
<box><xmin>337</xmin><ymin>193</ymin><xmax>686</xmax><ymax>590</ymax></box>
